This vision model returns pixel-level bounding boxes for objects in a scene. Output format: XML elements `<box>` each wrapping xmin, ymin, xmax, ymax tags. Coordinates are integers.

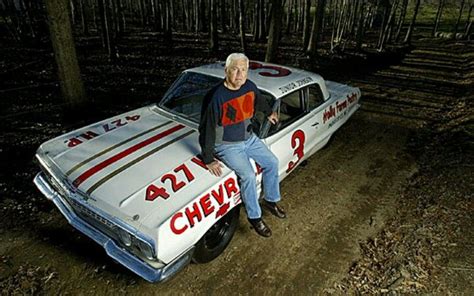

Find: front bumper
<box><xmin>33</xmin><ymin>172</ymin><xmax>194</xmax><ymax>283</ymax></box>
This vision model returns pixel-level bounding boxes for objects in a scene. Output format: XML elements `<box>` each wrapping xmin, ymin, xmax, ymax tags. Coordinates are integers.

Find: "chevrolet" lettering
<box><xmin>170</xmin><ymin>177</ymin><xmax>239</xmax><ymax>235</ymax></box>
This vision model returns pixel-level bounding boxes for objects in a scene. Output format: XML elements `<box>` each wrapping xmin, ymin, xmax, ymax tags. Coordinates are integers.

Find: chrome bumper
<box><xmin>33</xmin><ymin>172</ymin><xmax>194</xmax><ymax>283</ymax></box>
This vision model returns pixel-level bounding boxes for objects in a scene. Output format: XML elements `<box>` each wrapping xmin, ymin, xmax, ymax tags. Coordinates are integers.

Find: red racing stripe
<box><xmin>73</xmin><ymin>124</ymin><xmax>185</xmax><ymax>187</ymax></box>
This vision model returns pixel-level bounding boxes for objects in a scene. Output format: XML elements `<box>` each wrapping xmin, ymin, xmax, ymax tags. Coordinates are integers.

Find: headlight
<box><xmin>115</xmin><ymin>227</ymin><xmax>156</xmax><ymax>261</ymax></box>
<box><xmin>117</xmin><ymin>227</ymin><xmax>132</xmax><ymax>247</ymax></box>
<box><xmin>136</xmin><ymin>239</ymin><xmax>155</xmax><ymax>261</ymax></box>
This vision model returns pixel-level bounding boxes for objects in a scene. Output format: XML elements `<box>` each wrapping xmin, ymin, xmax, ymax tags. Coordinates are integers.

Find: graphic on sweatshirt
<box><xmin>221</xmin><ymin>91</ymin><xmax>255</xmax><ymax>126</ymax></box>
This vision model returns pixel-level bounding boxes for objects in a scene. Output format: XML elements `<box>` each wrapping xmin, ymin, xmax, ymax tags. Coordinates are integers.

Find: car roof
<box><xmin>185</xmin><ymin>61</ymin><xmax>329</xmax><ymax>99</ymax></box>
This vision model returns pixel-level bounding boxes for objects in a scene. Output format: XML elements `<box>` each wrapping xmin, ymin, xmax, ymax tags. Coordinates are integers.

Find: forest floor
<box><xmin>0</xmin><ymin>32</ymin><xmax>472</xmax><ymax>295</ymax></box>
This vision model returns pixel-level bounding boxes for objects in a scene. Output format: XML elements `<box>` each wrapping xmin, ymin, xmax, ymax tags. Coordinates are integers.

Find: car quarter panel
<box><xmin>265</xmin><ymin>82</ymin><xmax>360</xmax><ymax>180</ymax></box>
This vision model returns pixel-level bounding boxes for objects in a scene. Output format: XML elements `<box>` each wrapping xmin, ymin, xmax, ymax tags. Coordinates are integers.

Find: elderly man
<box><xmin>199</xmin><ymin>53</ymin><xmax>286</xmax><ymax>237</ymax></box>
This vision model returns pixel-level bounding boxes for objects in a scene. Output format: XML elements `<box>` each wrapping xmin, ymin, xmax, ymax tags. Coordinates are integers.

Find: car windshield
<box><xmin>159</xmin><ymin>72</ymin><xmax>222</xmax><ymax>122</ymax></box>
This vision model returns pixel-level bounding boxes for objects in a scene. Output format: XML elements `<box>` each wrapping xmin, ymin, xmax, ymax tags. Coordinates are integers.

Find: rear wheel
<box><xmin>192</xmin><ymin>206</ymin><xmax>240</xmax><ymax>263</ymax></box>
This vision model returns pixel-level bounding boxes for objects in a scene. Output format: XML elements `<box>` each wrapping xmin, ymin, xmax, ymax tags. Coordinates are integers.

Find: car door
<box><xmin>262</xmin><ymin>83</ymin><xmax>329</xmax><ymax>181</ymax></box>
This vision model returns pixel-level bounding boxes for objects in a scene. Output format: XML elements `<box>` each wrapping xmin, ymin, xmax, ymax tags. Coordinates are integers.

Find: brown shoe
<box><xmin>248</xmin><ymin>218</ymin><xmax>272</xmax><ymax>237</ymax></box>
<box><xmin>263</xmin><ymin>201</ymin><xmax>287</xmax><ymax>219</ymax></box>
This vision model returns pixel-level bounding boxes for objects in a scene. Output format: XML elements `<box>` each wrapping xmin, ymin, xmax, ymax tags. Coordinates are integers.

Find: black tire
<box><xmin>192</xmin><ymin>205</ymin><xmax>240</xmax><ymax>264</ymax></box>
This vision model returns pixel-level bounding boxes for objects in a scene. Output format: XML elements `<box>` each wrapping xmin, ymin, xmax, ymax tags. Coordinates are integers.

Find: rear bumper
<box><xmin>33</xmin><ymin>172</ymin><xmax>193</xmax><ymax>283</ymax></box>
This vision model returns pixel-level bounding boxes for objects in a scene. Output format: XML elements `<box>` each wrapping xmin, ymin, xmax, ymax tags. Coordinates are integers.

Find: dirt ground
<box><xmin>0</xmin><ymin>32</ymin><xmax>472</xmax><ymax>295</ymax></box>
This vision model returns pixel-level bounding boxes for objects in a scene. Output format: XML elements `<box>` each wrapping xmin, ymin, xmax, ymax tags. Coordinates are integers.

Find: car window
<box><xmin>266</xmin><ymin>90</ymin><xmax>304</xmax><ymax>136</ymax></box>
<box><xmin>160</xmin><ymin>72</ymin><xmax>222</xmax><ymax>122</ymax></box>
<box><xmin>307</xmin><ymin>83</ymin><xmax>325</xmax><ymax>110</ymax></box>
<box><xmin>252</xmin><ymin>92</ymin><xmax>274</xmax><ymax>137</ymax></box>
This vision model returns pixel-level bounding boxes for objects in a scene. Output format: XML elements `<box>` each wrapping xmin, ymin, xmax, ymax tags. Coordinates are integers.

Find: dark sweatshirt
<box><xmin>199</xmin><ymin>79</ymin><xmax>273</xmax><ymax>164</ymax></box>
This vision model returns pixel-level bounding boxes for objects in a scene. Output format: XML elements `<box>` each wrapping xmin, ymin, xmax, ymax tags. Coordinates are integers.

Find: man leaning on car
<box><xmin>198</xmin><ymin>53</ymin><xmax>286</xmax><ymax>237</ymax></box>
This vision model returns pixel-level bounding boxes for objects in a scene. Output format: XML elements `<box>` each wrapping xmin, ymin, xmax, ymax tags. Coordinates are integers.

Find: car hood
<box><xmin>37</xmin><ymin>106</ymin><xmax>226</xmax><ymax>233</ymax></box>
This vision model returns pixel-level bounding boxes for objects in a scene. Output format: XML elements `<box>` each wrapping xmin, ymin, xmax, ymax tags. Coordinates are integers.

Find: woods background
<box><xmin>0</xmin><ymin>1</ymin><xmax>472</xmax><ymax>294</ymax></box>
<box><xmin>0</xmin><ymin>0</ymin><xmax>471</xmax><ymax>111</ymax></box>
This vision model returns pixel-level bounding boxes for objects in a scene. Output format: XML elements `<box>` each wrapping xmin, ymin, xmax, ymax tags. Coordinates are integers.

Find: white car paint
<box><xmin>34</xmin><ymin>61</ymin><xmax>360</xmax><ymax>282</ymax></box>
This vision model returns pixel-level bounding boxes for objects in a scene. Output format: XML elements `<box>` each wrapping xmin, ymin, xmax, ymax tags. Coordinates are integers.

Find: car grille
<box><xmin>39</xmin><ymin>164</ymin><xmax>118</xmax><ymax>239</ymax></box>
<box><xmin>69</xmin><ymin>198</ymin><xmax>115</xmax><ymax>229</ymax></box>
<box><xmin>69</xmin><ymin>198</ymin><xmax>119</xmax><ymax>240</ymax></box>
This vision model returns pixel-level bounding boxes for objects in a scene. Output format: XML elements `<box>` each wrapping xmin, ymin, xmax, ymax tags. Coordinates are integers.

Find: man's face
<box><xmin>225</xmin><ymin>59</ymin><xmax>248</xmax><ymax>89</ymax></box>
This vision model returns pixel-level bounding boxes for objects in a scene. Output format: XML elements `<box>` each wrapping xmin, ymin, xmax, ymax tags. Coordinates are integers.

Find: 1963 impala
<box><xmin>34</xmin><ymin>61</ymin><xmax>360</xmax><ymax>282</ymax></box>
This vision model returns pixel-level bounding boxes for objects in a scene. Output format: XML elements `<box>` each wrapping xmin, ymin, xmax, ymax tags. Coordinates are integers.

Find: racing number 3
<box><xmin>249</xmin><ymin>61</ymin><xmax>291</xmax><ymax>77</ymax></box>
<box><xmin>287</xmin><ymin>130</ymin><xmax>305</xmax><ymax>173</ymax></box>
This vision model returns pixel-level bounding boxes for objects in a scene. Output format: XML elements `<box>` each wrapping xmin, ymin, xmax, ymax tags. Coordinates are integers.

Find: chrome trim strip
<box><xmin>33</xmin><ymin>172</ymin><xmax>194</xmax><ymax>283</ymax></box>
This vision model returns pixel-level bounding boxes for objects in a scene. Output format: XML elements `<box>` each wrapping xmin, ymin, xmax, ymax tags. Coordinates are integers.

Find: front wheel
<box><xmin>192</xmin><ymin>205</ymin><xmax>240</xmax><ymax>263</ymax></box>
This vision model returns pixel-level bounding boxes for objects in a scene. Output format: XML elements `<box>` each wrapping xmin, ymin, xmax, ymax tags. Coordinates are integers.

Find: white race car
<box><xmin>34</xmin><ymin>61</ymin><xmax>361</xmax><ymax>282</ymax></box>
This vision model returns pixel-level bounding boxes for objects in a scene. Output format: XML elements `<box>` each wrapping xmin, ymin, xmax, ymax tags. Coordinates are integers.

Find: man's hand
<box><xmin>267</xmin><ymin>111</ymin><xmax>279</xmax><ymax>125</ymax></box>
<box><xmin>206</xmin><ymin>160</ymin><xmax>224</xmax><ymax>176</ymax></box>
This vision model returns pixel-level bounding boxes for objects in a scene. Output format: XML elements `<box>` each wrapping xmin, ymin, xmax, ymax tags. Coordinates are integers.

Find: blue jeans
<box><xmin>215</xmin><ymin>134</ymin><xmax>280</xmax><ymax>219</ymax></box>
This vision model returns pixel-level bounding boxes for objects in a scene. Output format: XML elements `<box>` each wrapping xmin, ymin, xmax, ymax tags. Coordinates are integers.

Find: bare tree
<box><xmin>238</xmin><ymin>0</ymin><xmax>246</xmax><ymax>52</ymax></box>
<box><xmin>209</xmin><ymin>0</ymin><xmax>218</xmax><ymax>51</ymax></box>
<box><xmin>432</xmin><ymin>0</ymin><xmax>445</xmax><ymax>36</ymax></box>
<box><xmin>403</xmin><ymin>0</ymin><xmax>421</xmax><ymax>44</ymax></box>
<box><xmin>302</xmin><ymin>0</ymin><xmax>312</xmax><ymax>49</ymax></box>
<box><xmin>98</xmin><ymin>0</ymin><xmax>116</xmax><ymax>59</ymax></box>
<box><xmin>285</xmin><ymin>0</ymin><xmax>292</xmax><ymax>34</ymax></box>
<box><xmin>116</xmin><ymin>0</ymin><xmax>126</xmax><ymax>35</ymax></box>
<box><xmin>163</xmin><ymin>0</ymin><xmax>172</xmax><ymax>43</ymax></box>
<box><xmin>465</xmin><ymin>4</ymin><xmax>473</xmax><ymax>38</ymax></box>
<box><xmin>253</xmin><ymin>0</ymin><xmax>266</xmax><ymax>41</ymax></box>
<box><xmin>265</xmin><ymin>0</ymin><xmax>283</xmax><ymax>62</ymax></box>
<box><xmin>377</xmin><ymin>0</ymin><xmax>391</xmax><ymax>49</ymax></box>
<box><xmin>453</xmin><ymin>0</ymin><xmax>466</xmax><ymax>37</ymax></box>
<box><xmin>220</xmin><ymin>0</ymin><xmax>227</xmax><ymax>33</ymax></box>
<box><xmin>44</xmin><ymin>0</ymin><xmax>87</xmax><ymax>109</ymax></box>
<box><xmin>355</xmin><ymin>0</ymin><xmax>368</xmax><ymax>51</ymax></box>
<box><xmin>306</xmin><ymin>0</ymin><xmax>326</xmax><ymax>56</ymax></box>
<box><xmin>395</xmin><ymin>0</ymin><xmax>409</xmax><ymax>41</ymax></box>
<box><xmin>379</xmin><ymin>0</ymin><xmax>399</xmax><ymax>51</ymax></box>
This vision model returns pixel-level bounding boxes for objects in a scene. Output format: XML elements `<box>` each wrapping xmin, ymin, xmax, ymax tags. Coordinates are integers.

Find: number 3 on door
<box><xmin>287</xmin><ymin>130</ymin><xmax>305</xmax><ymax>173</ymax></box>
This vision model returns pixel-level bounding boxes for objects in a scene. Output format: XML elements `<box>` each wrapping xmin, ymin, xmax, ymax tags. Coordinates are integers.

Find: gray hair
<box><xmin>225</xmin><ymin>53</ymin><xmax>249</xmax><ymax>68</ymax></box>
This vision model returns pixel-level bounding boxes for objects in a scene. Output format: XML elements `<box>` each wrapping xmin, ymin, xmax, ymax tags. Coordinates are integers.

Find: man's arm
<box><xmin>198</xmin><ymin>92</ymin><xmax>224</xmax><ymax>176</ymax></box>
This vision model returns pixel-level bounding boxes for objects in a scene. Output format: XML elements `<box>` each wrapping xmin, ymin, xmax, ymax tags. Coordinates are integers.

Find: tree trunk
<box><xmin>98</xmin><ymin>0</ymin><xmax>116</xmax><ymax>59</ymax></box>
<box><xmin>199</xmin><ymin>0</ymin><xmax>207</xmax><ymax>32</ymax></box>
<box><xmin>379</xmin><ymin>0</ymin><xmax>399</xmax><ymax>51</ymax></box>
<box><xmin>395</xmin><ymin>0</ymin><xmax>408</xmax><ymax>41</ymax></box>
<box><xmin>138</xmin><ymin>0</ymin><xmax>145</xmax><ymax>26</ymax></box>
<box><xmin>306</xmin><ymin>0</ymin><xmax>326</xmax><ymax>56</ymax></box>
<box><xmin>77</xmin><ymin>0</ymin><xmax>89</xmax><ymax>35</ymax></box>
<box><xmin>333</xmin><ymin>0</ymin><xmax>348</xmax><ymax>51</ymax></box>
<box><xmin>70</xmin><ymin>0</ymin><xmax>76</xmax><ymax>25</ymax></box>
<box><xmin>453</xmin><ymin>0</ymin><xmax>466</xmax><ymax>37</ymax></box>
<box><xmin>302</xmin><ymin>0</ymin><xmax>311</xmax><ymax>49</ymax></box>
<box><xmin>403</xmin><ymin>0</ymin><xmax>421</xmax><ymax>44</ymax></box>
<box><xmin>253</xmin><ymin>1</ymin><xmax>260</xmax><ymax>41</ymax></box>
<box><xmin>265</xmin><ymin>0</ymin><xmax>283</xmax><ymax>62</ymax></box>
<box><xmin>465</xmin><ymin>4</ymin><xmax>473</xmax><ymax>38</ymax></box>
<box><xmin>44</xmin><ymin>0</ymin><xmax>87</xmax><ymax>109</ymax></box>
<box><xmin>355</xmin><ymin>1</ymin><xmax>367</xmax><ymax>51</ymax></box>
<box><xmin>377</xmin><ymin>0</ymin><xmax>390</xmax><ymax>48</ymax></box>
<box><xmin>164</xmin><ymin>0</ymin><xmax>172</xmax><ymax>42</ymax></box>
<box><xmin>209</xmin><ymin>0</ymin><xmax>218</xmax><ymax>51</ymax></box>
<box><xmin>238</xmin><ymin>0</ymin><xmax>246</xmax><ymax>52</ymax></box>
<box><xmin>293</xmin><ymin>0</ymin><xmax>299</xmax><ymax>32</ymax></box>
<box><xmin>220</xmin><ymin>0</ymin><xmax>227</xmax><ymax>33</ymax></box>
<box><xmin>117</xmin><ymin>0</ymin><xmax>126</xmax><ymax>34</ymax></box>
<box><xmin>257</xmin><ymin>0</ymin><xmax>266</xmax><ymax>40</ymax></box>
<box><xmin>368</xmin><ymin>0</ymin><xmax>379</xmax><ymax>29</ymax></box>
<box><xmin>285</xmin><ymin>0</ymin><xmax>292</xmax><ymax>34</ymax></box>
<box><xmin>432</xmin><ymin>0</ymin><xmax>445</xmax><ymax>36</ymax></box>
